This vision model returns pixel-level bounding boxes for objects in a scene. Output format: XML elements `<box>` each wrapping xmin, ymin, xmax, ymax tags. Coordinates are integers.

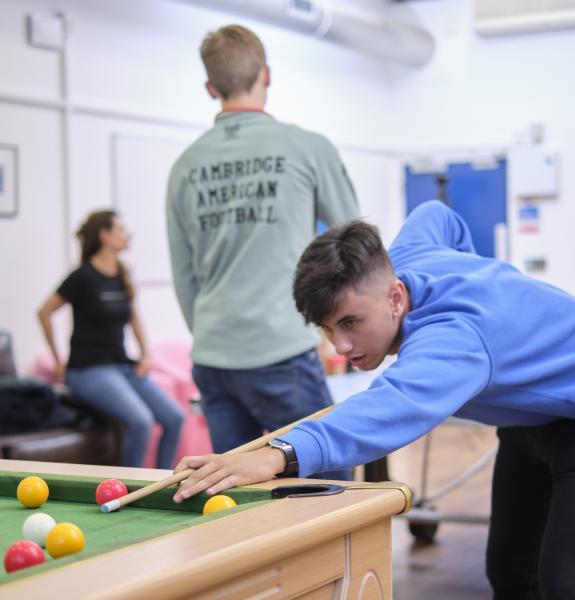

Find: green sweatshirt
<box><xmin>166</xmin><ymin>111</ymin><xmax>358</xmax><ymax>369</ymax></box>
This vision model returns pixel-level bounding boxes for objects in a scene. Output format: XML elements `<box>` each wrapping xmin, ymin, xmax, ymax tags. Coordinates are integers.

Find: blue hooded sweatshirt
<box><xmin>280</xmin><ymin>201</ymin><xmax>575</xmax><ymax>476</ymax></box>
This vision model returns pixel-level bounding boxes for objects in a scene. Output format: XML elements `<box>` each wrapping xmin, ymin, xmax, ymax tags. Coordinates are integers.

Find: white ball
<box><xmin>22</xmin><ymin>512</ymin><xmax>56</xmax><ymax>547</ymax></box>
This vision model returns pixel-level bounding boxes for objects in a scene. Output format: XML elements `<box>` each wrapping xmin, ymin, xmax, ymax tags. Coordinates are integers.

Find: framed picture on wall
<box><xmin>0</xmin><ymin>144</ymin><xmax>19</xmax><ymax>218</ymax></box>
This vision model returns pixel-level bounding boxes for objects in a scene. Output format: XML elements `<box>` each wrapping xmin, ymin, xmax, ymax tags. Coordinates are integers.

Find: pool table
<box><xmin>0</xmin><ymin>460</ymin><xmax>411</xmax><ymax>599</ymax></box>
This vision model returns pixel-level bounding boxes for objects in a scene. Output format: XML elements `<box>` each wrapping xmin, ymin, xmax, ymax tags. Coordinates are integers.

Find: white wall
<box><xmin>0</xmin><ymin>0</ymin><xmax>397</xmax><ymax>372</ymax></box>
<box><xmin>382</xmin><ymin>0</ymin><xmax>575</xmax><ymax>290</ymax></box>
<box><xmin>2</xmin><ymin>0</ymin><xmax>574</xmax><ymax>372</ymax></box>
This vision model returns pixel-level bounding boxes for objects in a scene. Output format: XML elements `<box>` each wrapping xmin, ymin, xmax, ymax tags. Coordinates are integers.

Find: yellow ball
<box><xmin>203</xmin><ymin>494</ymin><xmax>238</xmax><ymax>516</ymax></box>
<box><xmin>45</xmin><ymin>522</ymin><xmax>85</xmax><ymax>558</ymax></box>
<box><xmin>17</xmin><ymin>476</ymin><xmax>49</xmax><ymax>508</ymax></box>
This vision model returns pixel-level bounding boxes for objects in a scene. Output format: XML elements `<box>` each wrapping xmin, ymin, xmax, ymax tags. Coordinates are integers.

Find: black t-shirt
<box><xmin>57</xmin><ymin>262</ymin><xmax>133</xmax><ymax>368</ymax></box>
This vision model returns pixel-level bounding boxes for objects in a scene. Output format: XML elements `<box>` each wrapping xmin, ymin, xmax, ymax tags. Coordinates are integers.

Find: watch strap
<box><xmin>267</xmin><ymin>439</ymin><xmax>299</xmax><ymax>477</ymax></box>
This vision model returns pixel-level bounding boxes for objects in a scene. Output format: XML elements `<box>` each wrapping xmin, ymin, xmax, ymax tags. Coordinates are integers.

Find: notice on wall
<box><xmin>517</xmin><ymin>203</ymin><xmax>546</xmax><ymax>273</ymax></box>
<box><xmin>518</xmin><ymin>204</ymin><xmax>540</xmax><ymax>234</ymax></box>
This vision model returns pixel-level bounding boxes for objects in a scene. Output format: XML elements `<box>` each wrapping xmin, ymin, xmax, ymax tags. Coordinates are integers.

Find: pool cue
<box><xmin>100</xmin><ymin>404</ymin><xmax>335</xmax><ymax>512</ymax></box>
<box><xmin>225</xmin><ymin>404</ymin><xmax>335</xmax><ymax>455</ymax></box>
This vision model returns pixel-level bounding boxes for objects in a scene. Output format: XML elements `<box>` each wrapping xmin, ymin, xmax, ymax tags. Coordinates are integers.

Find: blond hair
<box><xmin>200</xmin><ymin>25</ymin><xmax>266</xmax><ymax>100</ymax></box>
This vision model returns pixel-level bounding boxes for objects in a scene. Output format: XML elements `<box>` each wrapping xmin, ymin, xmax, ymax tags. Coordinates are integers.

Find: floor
<box><xmin>388</xmin><ymin>422</ymin><xmax>497</xmax><ymax>599</ymax></box>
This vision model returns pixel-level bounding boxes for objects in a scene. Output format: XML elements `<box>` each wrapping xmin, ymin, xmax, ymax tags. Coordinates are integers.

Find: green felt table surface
<box><xmin>0</xmin><ymin>471</ymin><xmax>272</xmax><ymax>585</ymax></box>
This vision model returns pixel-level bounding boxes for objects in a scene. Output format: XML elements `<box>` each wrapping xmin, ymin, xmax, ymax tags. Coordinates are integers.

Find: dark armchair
<box><xmin>0</xmin><ymin>330</ymin><xmax>120</xmax><ymax>465</ymax></box>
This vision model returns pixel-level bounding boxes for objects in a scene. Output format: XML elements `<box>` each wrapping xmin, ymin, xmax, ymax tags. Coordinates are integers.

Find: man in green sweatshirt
<box><xmin>166</xmin><ymin>25</ymin><xmax>358</xmax><ymax>478</ymax></box>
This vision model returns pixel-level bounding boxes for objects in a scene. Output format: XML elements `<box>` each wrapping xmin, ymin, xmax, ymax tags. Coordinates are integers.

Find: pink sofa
<box><xmin>144</xmin><ymin>342</ymin><xmax>212</xmax><ymax>467</ymax></box>
<box><xmin>32</xmin><ymin>342</ymin><xmax>213</xmax><ymax>468</ymax></box>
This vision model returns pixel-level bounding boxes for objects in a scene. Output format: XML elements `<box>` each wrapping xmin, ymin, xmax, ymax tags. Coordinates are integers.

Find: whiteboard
<box><xmin>113</xmin><ymin>132</ymin><xmax>202</xmax><ymax>284</ymax></box>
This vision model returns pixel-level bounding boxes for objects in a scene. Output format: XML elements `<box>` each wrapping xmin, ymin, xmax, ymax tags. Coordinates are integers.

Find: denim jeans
<box><xmin>66</xmin><ymin>364</ymin><xmax>185</xmax><ymax>469</ymax></box>
<box><xmin>486</xmin><ymin>420</ymin><xmax>575</xmax><ymax>600</ymax></box>
<box><xmin>193</xmin><ymin>349</ymin><xmax>351</xmax><ymax>481</ymax></box>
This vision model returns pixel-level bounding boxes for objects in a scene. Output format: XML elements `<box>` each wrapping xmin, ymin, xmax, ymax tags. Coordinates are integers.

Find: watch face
<box><xmin>270</xmin><ymin>440</ymin><xmax>288</xmax><ymax>449</ymax></box>
<box><xmin>269</xmin><ymin>440</ymin><xmax>298</xmax><ymax>473</ymax></box>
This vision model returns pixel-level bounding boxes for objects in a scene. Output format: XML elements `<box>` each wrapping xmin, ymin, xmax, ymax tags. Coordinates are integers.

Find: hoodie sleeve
<box><xmin>312</xmin><ymin>135</ymin><xmax>359</xmax><ymax>226</ymax></box>
<box><xmin>279</xmin><ymin>317</ymin><xmax>491</xmax><ymax>476</ymax></box>
<box><xmin>166</xmin><ymin>164</ymin><xmax>198</xmax><ymax>334</ymax></box>
<box><xmin>390</xmin><ymin>200</ymin><xmax>476</xmax><ymax>254</ymax></box>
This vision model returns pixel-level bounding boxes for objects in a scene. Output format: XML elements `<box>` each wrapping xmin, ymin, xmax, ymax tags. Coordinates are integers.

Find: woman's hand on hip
<box><xmin>135</xmin><ymin>355</ymin><xmax>151</xmax><ymax>376</ymax></box>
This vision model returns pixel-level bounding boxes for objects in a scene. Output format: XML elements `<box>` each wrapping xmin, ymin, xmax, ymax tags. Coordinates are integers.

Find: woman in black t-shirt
<box><xmin>38</xmin><ymin>210</ymin><xmax>185</xmax><ymax>468</ymax></box>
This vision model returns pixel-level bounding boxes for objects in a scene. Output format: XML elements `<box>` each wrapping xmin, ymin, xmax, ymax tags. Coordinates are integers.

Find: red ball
<box><xmin>4</xmin><ymin>540</ymin><xmax>46</xmax><ymax>573</ymax></box>
<box><xmin>95</xmin><ymin>479</ymin><xmax>128</xmax><ymax>506</ymax></box>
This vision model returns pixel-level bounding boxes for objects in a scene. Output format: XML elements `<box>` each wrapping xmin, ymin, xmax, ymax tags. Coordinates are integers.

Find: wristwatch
<box><xmin>267</xmin><ymin>439</ymin><xmax>299</xmax><ymax>477</ymax></box>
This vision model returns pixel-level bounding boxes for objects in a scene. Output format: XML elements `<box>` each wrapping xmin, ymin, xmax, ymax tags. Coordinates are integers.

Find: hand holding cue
<box><xmin>101</xmin><ymin>404</ymin><xmax>335</xmax><ymax>512</ymax></box>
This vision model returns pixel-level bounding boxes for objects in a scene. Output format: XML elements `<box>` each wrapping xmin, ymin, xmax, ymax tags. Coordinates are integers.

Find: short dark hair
<box><xmin>293</xmin><ymin>220</ymin><xmax>394</xmax><ymax>325</ymax></box>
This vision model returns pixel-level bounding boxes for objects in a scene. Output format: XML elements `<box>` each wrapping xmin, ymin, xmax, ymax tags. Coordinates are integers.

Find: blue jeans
<box><xmin>66</xmin><ymin>364</ymin><xmax>185</xmax><ymax>469</ymax></box>
<box><xmin>193</xmin><ymin>349</ymin><xmax>351</xmax><ymax>481</ymax></box>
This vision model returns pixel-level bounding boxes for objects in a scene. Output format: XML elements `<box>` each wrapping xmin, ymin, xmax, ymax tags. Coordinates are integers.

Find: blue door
<box><xmin>405</xmin><ymin>159</ymin><xmax>507</xmax><ymax>258</ymax></box>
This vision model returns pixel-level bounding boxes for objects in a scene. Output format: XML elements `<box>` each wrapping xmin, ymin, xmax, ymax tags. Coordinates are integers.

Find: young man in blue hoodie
<box><xmin>174</xmin><ymin>200</ymin><xmax>575</xmax><ymax>599</ymax></box>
